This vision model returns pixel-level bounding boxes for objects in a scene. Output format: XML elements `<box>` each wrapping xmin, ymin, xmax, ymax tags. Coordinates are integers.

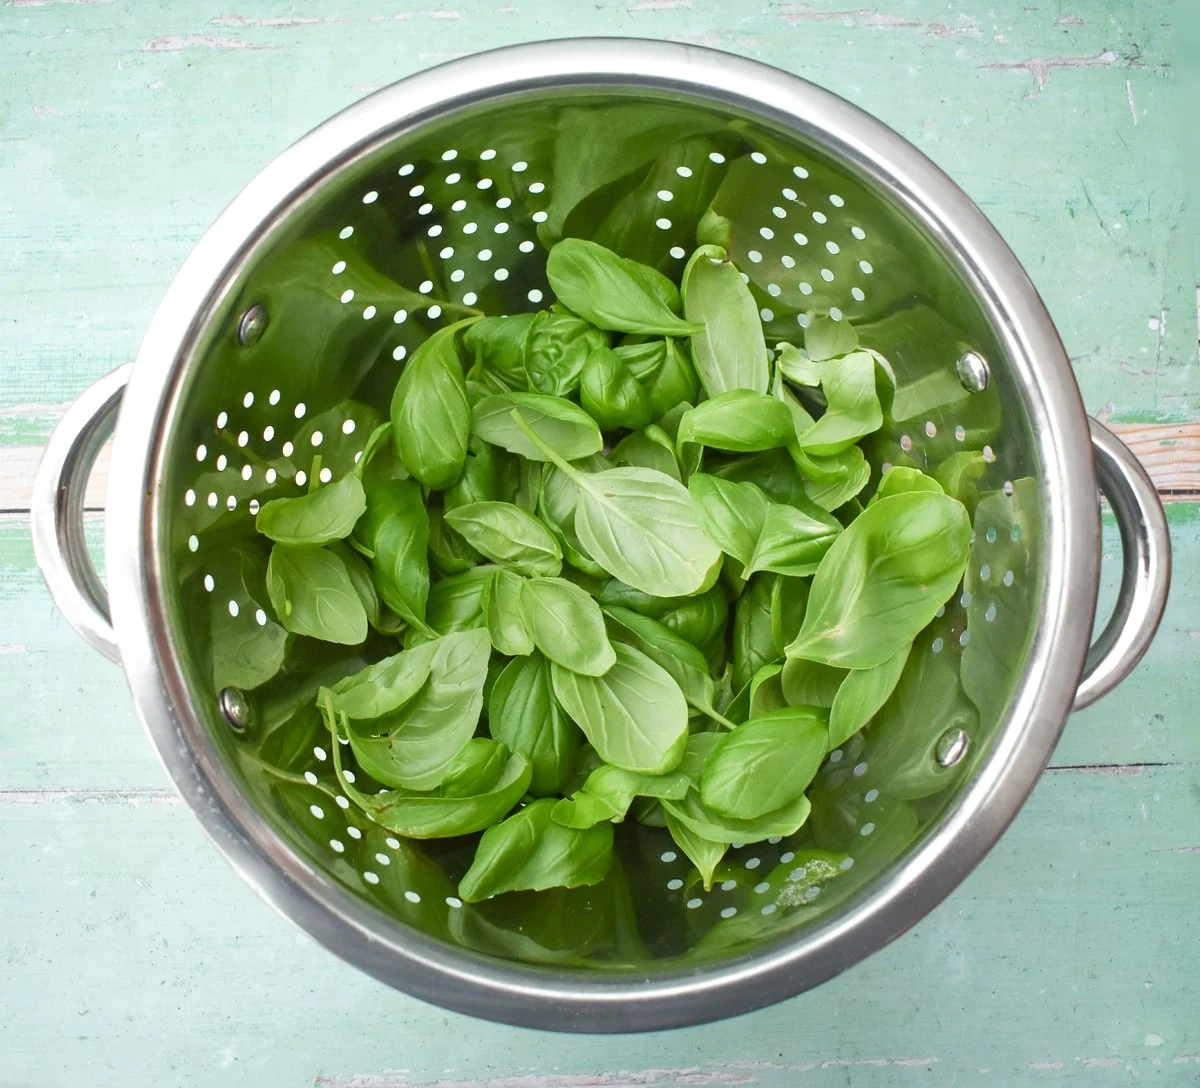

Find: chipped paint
<box><xmin>1126</xmin><ymin>78</ymin><xmax>1139</xmax><ymax>124</ymax></box>
<box><xmin>980</xmin><ymin>47</ymin><xmax>1141</xmax><ymax>99</ymax></box>
<box><xmin>144</xmin><ymin>34</ymin><xmax>278</xmax><ymax>51</ymax></box>
<box><xmin>630</xmin><ymin>0</ymin><xmax>693</xmax><ymax>10</ymax></box>
<box><xmin>209</xmin><ymin>13</ymin><xmax>344</xmax><ymax>27</ymax></box>
<box><xmin>1</xmin><ymin>788</ymin><xmax>180</xmax><ymax>806</ymax></box>
<box><xmin>776</xmin><ymin>4</ymin><xmax>980</xmax><ymax>38</ymax></box>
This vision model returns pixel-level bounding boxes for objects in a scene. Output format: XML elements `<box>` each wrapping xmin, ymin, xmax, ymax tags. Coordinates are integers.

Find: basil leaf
<box><xmin>676</xmin><ymin>391</ymin><xmax>793</xmax><ymax>453</ymax></box>
<box><xmin>346</xmin><ymin>629</ymin><xmax>491</xmax><ymax>790</ymax></box>
<box><xmin>780</xmin><ymin>656</ymin><xmax>847</xmax><ymax>708</ymax></box>
<box><xmin>355</xmin><ymin>478</ymin><xmax>432</xmax><ymax>633</ymax></box>
<box><xmin>520</xmin><ymin>576</ymin><xmax>616</xmax><ymax>677</ymax></box>
<box><xmin>869</xmin><ymin>466</ymin><xmax>944</xmax><ymax>506</ymax></box>
<box><xmin>931</xmin><ymin>451</ymin><xmax>988</xmax><ymax>510</ymax></box>
<box><xmin>329</xmin><ymin>541</ymin><xmax>381</xmax><ymax>630</ymax></box>
<box><xmin>793</xmin><ymin>351</ymin><xmax>883</xmax><ymax>456</ymax></box>
<box><xmin>551</xmin><ymin>643</ymin><xmax>689</xmax><ymax>774</ymax></box>
<box><xmin>787</xmin><ymin>492</ymin><xmax>971</xmax><ymax>668</ymax></box>
<box><xmin>427</xmin><ymin>504</ymin><xmax>479</xmax><ymax>575</ymax></box>
<box><xmin>643</xmin><ymin>337</ymin><xmax>701</xmax><ymax>418</ymax></box>
<box><xmin>327</xmin><ymin>639</ymin><xmax>439</xmax><ymax>719</ymax></box>
<box><xmin>742</xmin><ymin>501</ymin><xmax>842</xmax><ymax>578</ymax></box>
<box><xmin>614</xmin><ymin>339</ymin><xmax>668</xmax><ymax>383</ymax></box>
<box><xmin>333</xmin><ymin>734</ymin><xmax>531</xmax><ymax>839</ymax></box>
<box><xmin>769</xmin><ymin>574</ymin><xmax>809</xmax><ymax>656</ymax></box>
<box><xmin>462</xmin><ymin>313</ymin><xmax>535</xmax><ymax>389</ymax></box>
<box><xmin>681</xmin><ymin>245</ymin><xmax>769</xmax><ymax>396</ymax></box>
<box><xmin>444</xmin><ymin>436</ymin><xmax>508</xmax><ymax>512</ymax></box>
<box><xmin>414</xmin><ymin>567</ymin><xmax>493</xmax><ymax>644</ymax></box>
<box><xmin>488</xmin><ymin>653</ymin><xmax>580</xmax><ymax>796</ymax></box>
<box><xmin>687</xmin><ymin>473</ymin><xmax>770</xmax><ymax>567</ymax></box>
<box><xmin>800</xmin><ymin>444</ymin><xmax>872</xmax><ymax>511</ymax></box>
<box><xmin>609</xmin><ymin>425</ymin><xmax>681</xmax><ymax>481</ymax></box>
<box><xmin>803</xmin><ymin>314</ymin><xmax>860</xmax><ymax>361</ymax></box>
<box><xmin>443</xmin><ymin>501</ymin><xmax>563</xmax><ymax>578</ymax></box>
<box><xmin>524</xmin><ymin>310</ymin><xmax>608</xmax><ymax>396</ymax></box>
<box><xmin>255</xmin><ymin>473</ymin><xmax>366</xmax><ymax>545</ymax></box>
<box><xmin>208</xmin><ymin>546</ymin><xmax>288</xmax><ymax>691</ymax></box>
<box><xmin>266</xmin><ymin>543</ymin><xmax>368</xmax><ymax>645</ymax></box>
<box><xmin>699</xmin><ymin>706</ymin><xmax>828</xmax><ymax>820</ymax></box>
<box><xmin>662</xmin><ymin>785</ymin><xmax>811</xmax><ymax>846</ymax></box>
<box><xmin>579</xmin><ymin>346</ymin><xmax>653</xmax><ymax>430</ymax></box>
<box><xmin>458</xmin><ymin>798</ymin><xmax>614</xmax><ymax>902</ymax></box>
<box><xmin>775</xmin><ymin>342</ymin><xmax>823</xmax><ymax>386</ymax></box>
<box><xmin>827</xmin><ymin>645</ymin><xmax>911</xmax><ymax>750</ymax></box>
<box><xmin>481</xmin><ymin>568</ymin><xmax>535</xmax><ymax>656</ymax></box>
<box><xmin>390</xmin><ymin>321</ymin><xmax>474</xmax><ymax>489</ymax></box>
<box><xmin>664</xmin><ymin>809</ymin><xmax>728</xmax><ymax>891</ymax></box>
<box><xmin>748</xmin><ymin>663</ymin><xmax>787</xmax><ymax>717</ymax></box>
<box><xmin>732</xmin><ymin>572</ymin><xmax>778</xmax><ymax>690</ymax></box>
<box><xmin>552</xmin><ymin>763</ymin><xmax>690</xmax><ymax>829</ymax></box>
<box><xmin>546</xmin><ymin>238</ymin><xmax>702</xmax><ymax>336</ymax></box>
<box><xmin>472</xmin><ymin>392</ymin><xmax>603</xmax><ymax>462</ymax></box>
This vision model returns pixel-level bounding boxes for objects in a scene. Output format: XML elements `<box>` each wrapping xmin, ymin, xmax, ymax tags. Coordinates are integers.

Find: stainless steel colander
<box><xmin>32</xmin><ymin>39</ymin><xmax>1170</xmax><ymax>1032</ymax></box>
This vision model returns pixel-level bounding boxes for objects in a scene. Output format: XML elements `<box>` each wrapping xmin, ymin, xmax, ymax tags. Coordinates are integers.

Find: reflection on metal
<box><xmin>237</xmin><ymin>303</ymin><xmax>269</xmax><ymax>346</ymax></box>
<box><xmin>956</xmin><ymin>350</ymin><xmax>990</xmax><ymax>393</ymax></box>
<box><xmin>935</xmin><ymin>725</ymin><xmax>970</xmax><ymax>768</ymax></box>
<box><xmin>219</xmin><ymin>686</ymin><xmax>252</xmax><ymax>732</ymax></box>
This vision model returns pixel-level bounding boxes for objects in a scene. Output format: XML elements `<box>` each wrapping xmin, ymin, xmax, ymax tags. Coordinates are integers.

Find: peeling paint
<box><xmin>980</xmin><ymin>47</ymin><xmax>1141</xmax><ymax>99</ymax></box>
<box><xmin>630</xmin><ymin>0</ymin><xmax>692</xmax><ymax>9</ymax></box>
<box><xmin>1</xmin><ymin>788</ymin><xmax>180</xmax><ymax>806</ymax></box>
<box><xmin>776</xmin><ymin>4</ymin><xmax>980</xmax><ymax>38</ymax></box>
<box><xmin>1053</xmin><ymin>15</ymin><xmax>1085</xmax><ymax>25</ymax></box>
<box><xmin>144</xmin><ymin>34</ymin><xmax>277</xmax><ymax>51</ymax></box>
<box><xmin>1126</xmin><ymin>78</ymin><xmax>1139</xmax><ymax>124</ymax></box>
<box><xmin>31</xmin><ymin>105</ymin><xmax>60</xmax><ymax>117</ymax></box>
<box><xmin>209</xmin><ymin>13</ymin><xmax>344</xmax><ymax>27</ymax></box>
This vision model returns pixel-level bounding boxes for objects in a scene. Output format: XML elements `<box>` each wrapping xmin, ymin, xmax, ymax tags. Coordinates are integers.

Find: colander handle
<box><xmin>1073</xmin><ymin>419</ymin><xmax>1171</xmax><ymax>710</ymax></box>
<box><xmin>31</xmin><ymin>364</ymin><xmax>130</xmax><ymax>665</ymax></box>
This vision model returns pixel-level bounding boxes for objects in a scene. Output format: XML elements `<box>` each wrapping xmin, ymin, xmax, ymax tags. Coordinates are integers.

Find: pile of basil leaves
<box><xmin>248</xmin><ymin>237</ymin><xmax>972</xmax><ymax>901</ymax></box>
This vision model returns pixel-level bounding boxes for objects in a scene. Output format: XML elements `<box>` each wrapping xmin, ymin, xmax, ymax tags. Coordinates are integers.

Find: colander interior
<box><xmin>157</xmin><ymin>87</ymin><xmax>1041</xmax><ymax>970</ymax></box>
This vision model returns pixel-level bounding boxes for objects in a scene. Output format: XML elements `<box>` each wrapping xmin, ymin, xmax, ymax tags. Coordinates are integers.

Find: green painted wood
<box><xmin>2</xmin><ymin>1</ymin><xmax>1196</xmax><ymax>1084</ymax></box>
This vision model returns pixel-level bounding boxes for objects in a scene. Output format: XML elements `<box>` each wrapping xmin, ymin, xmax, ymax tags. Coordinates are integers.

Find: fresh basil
<box><xmin>676</xmin><ymin>391</ymin><xmax>793</xmax><ymax>454</ymax></box>
<box><xmin>827</xmin><ymin>645</ymin><xmax>912</xmax><ymax>750</ymax></box>
<box><xmin>524</xmin><ymin>309</ymin><xmax>608</xmax><ymax>397</ymax></box>
<box><xmin>520</xmin><ymin>576</ymin><xmax>615</xmax><ymax>677</ymax></box>
<box><xmin>472</xmin><ymin>391</ymin><xmax>603</xmax><ymax>462</ymax></box>
<box><xmin>742</xmin><ymin>500</ymin><xmax>842</xmax><ymax>578</ymax></box>
<box><xmin>255</xmin><ymin>472</ymin><xmax>366</xmax><ymax>545</ymax></box>
<box><xmin>579</xmin><ymin>346</ymin><xmax>653</xmax><ymax>431</ymax></box>
<box><xmin>488</xmin><ymin>653</ymin><xmax>579</xmax><ymax>796</ymax></box>
<box><xmin>355</xmin><ymin>478</ymin><xmax>432</xmax><ymax>634</ymax></box>
<box><xmin>444</xmin><ymin>501</ymin><xmax>563</xmax><ymax>578</ymax></box>
<box><xmin>266</xmin><ymin>544</ymin><xmax>368</xmax><ymax>645</ymax></box>
<box><xmin>552</xmin><ymin>763</ymin><xmax>690</xmax><ymax>829</ymax></box>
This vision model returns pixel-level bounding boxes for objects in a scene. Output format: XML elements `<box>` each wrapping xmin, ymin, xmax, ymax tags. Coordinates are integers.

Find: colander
<box><xmin>31</xmin><ymin>39</ymin><xmax>1170</xmax><ymax>1032</ymax></box>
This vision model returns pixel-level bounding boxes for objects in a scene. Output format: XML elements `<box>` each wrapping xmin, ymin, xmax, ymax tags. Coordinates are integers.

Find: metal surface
<box><xmin>935</xmin><ymin>725</ymin><xmax>970</xmax><ymax>768</ymax></box>
<box><xmin>955</xmin><ymin>350</ymin><xmax>990</xmax><ymax>393</ymax></box>
<box><xmin>1073</xmin><ymin>420</ymin><xmax>1172</xmax><ymax>711</ymax></box>
<box><xmin>31</xmin><ymin>364</ymin><xmax>129</xmax><ymax>665</ymax></box>
<box><xmin>32</xmin><ymin>37</ymin><xmax>1156</xmax><ymax>1030</ymax></box>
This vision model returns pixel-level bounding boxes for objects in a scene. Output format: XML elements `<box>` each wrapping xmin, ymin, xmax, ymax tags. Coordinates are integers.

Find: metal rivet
<box><xmin>237</xmin><ymin>304</ymin><xmax>268</xmax><ymax>346</ymax></box>
<box><xmin>956</xmin><ymin>350</ymin><xmax>990</xmax><ymax>393</ymax></box>
<box><xmin>219</xmin><ymin>687</ymin><xmax>251</xmax><ymax>733</ymax></box>
<box><xmin>935</xmin><ymin>724</ymin><xmax>970</xmax><ymax>767</ymax></box>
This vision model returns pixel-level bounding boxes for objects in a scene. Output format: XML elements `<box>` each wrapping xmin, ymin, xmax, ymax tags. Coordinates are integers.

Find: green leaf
<box><xmin>687</xmin><ymin>474</ymin><xmax>770</xmax><ymax>567</ymax></box>
<box><xmin>732</xmin><ymin>572</ymin><xmax>778</xmax><ymax>690</ymax></box>
<box><xmin>472</xmin><ymin>392</ymin><xmax>603</xmax><ymax>462</ymax></box>
<box><xmin>748</xmin><ymin>663</ymin><xmax>787</xmax><ymax>716</ymax></box>
<box><xmin>579</xmin><ymin>346</ymin><xmax>653</xmax><ymax>431</ymax></box>
<box><xmin>458</xmin><ymin>798</ymin><xmax>614</xmax><ymax>902</ymax></box>
<box><xmin>780</xmin><ymin>657</ymin><xmax>847</xmax><ymax>709</ymax></box>
<box><xmin>803</xmin><ymin>314</ymin><xmax>860</xmax><ymax>361</ymax></box>
<box><xmin>265</xmin><ymin>544</ymin><xmax>368</xmax><ymax>645</ymax></box>
<box><xmin>699</xmin><ymin>706</ymin><xmax>828</xmax><ymax>820</ymax></box>
<box><xmin>482</xmin><ymin>568</ymin><xmax>535</xmax><ymax>656</ymax></box>
<box><xmin>931</xmin><ymin>451</ymin><xmax>988</xmax><ymax>509</ymax></box>
<box><xmin>520</xmin><ymin>576</ymin><xmax>615</xmax><ymax>677</ymax></box>
<box><xmin>643</xmin><ymin>338</ymin><xmax>701</xmax><ymax>418</ymax></box>
<box><xmin>355</xmin><ymin>479</ymin><xmax>431</xmax><ymax>632</ymax></box>
<box><xmin>488</xmin><ymin>653</ymin><xmax>580</xmax><ymax>796</ymax></box>
<box><xmin>659</xmin><ymin>585</ymin><xmax>729</xmax><ymax>653</ymax></box>
<box><xmin>786</xmin><ymin>492</ymin><xmax>971</xmax><ymax>668</ymax></box>
<box><xmin>681</xmin><ymin>245</ymin><xmax>769</xmax><ymax>397</ymax></box>
<box><xmin>609</xmin><ymin>425</ymin><xmax>681</xmax><ymax>481</ymax></box>
<box><xmin>742</xmin><ymin>501</ymin><xmax>842</xmax><ymax>578</ymax></box>
<box><xmin>390</xmin><ymin>320</ymin><xmax>475</xmax><ymax>489</ymax></box>
<box><xmin>326</xmin><ymin>639</ymin><xmax>439</xmax><ymax>719</ymax></box>
<box><xmin>800</xmin><ymin>444</ymin><xmax>872</xmax><ymax>511</ymax></box>
<box><xmin>869</xmin><ymin>466</ymin><xmax>945</xmax><ymax>505</ymax></box>
<box><xmin>775</xmin><ymin>342</ymin><xmax>823</xmax><ymax>387</ymax></box>
<box><xmin>552</xmin><ymin>763</ymin><xmax>690</xmax><ymax>829</ymax></box>
<box><xmin>329</xmin><ymin>541</ymin><xmax>381</xmax><ymax>630</ymax></box>
<box><xmin>443</xmin><ymin>501</ymin><xmax>563</xmax><ymax>578</ymax></box>
<box><xmin>462</xmin><ymin>313</ymin><xmax>535</xmax><ymax>389</ymax></box>
<box><xmin>421</xmin><ymin>567</ymin><xmax>493</xmax><ymax>640</ymax></box>
<box><xmin>255</xmin><ymin>473</ymin><xmax>366</xmax><ymax>545</ymax></box>
<box><xmin>346</xmin><ymin>629</ymin><xmax>491</xmax><ymax>790</ymax></box>
<box><xmin>676</xmin><ymin>391</ymin><xmax>793</xmax><ymax>454</ymax></box>
<box><xmin>769</xmin><ymin>574</ymin><xmax>809</xmax><ymax>657</ymax></box>
<box><xmin>551</xmin><ymin>643</ymin><xmax>689</xmax><ymax>774</ymax></box>
<box><xmin>427</xmin><ymin>504</ymin><xmax>480</xmax><ymax>575</ymax></box>
<box><xmin>793</xmin><ymin>351</ymin><xmax>883</xmax><ymax>456</ymax></box>
<box><xmin>546</xmin><ymin>238</ymin><xmax>702</xmax><ymax>336</ymax></box>
<box><xmin>333</xmin><ymin>733</ymin><xmax>531</xmax><ymax>839</ymax></box>
<box><xmin>524</xmin><ymin>310</ymin><xmax>608</xmax><ymax>397</ymax></box>
<box><xmin>827</xmin><ymin>644</ymin><xmax>911</xmax><ymax>750</ymax></box>
<box><xmin>614</xmin><ymin>339</ymin><xmax>669</xmax><ymax>383</ymax></box>
<box><xmin>208</xmin><ymin>546</ymin><xmax>288</xmax><ymax>691</ymax></box>
<box><xmin>664</xmin><ymin>809</ymin><xmax>728</xmax><ymax>891</ymax></box>
<box><xmin>444</xmin><ymin>436</ymin><xmax>509</xmax><ymax>512</ymax></box>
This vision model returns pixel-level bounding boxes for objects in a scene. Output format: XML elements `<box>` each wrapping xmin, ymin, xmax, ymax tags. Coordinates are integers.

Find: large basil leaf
<box><xmin>520</xmin><ymin>576</ymin><xmax>615</xmax><ymax>677</ymax></box>
<box><xmin>688</xmin><ymin>473</ymin><xmax>770</xmax><ymax>567</ymax></box>
<box><xmin>552</xmin><ymin>763</ymin><xmax>690</xmax><ymax>829</ymax></box>
<box><xmin>643</xmin><ymin>337</ymin><xmax>701</xmax><ymax>418</ymax></box>
<box><xmin>443</xmin><ymin>500</ymin><xmax>563</xmax><ymax>578</ymax></box>
<box><xmin>462</xmin><ymin>313</ymin><xmax>535</xmax><ymax>389</ymax></box>
<box><xmin>827</xmin><ymin>644</ymin><xmax>911</xmax><ymax>750</ymax></box>
<box><xmin>208</xmin><ymin>545</ymin><xmax>288</xmax><ymax>691</ymax></box>
<box><xmin>266</xmin><ymin>544</ymin><xmax>368</xmax><ymax>645</ymax></box>
<box><xmin>414</xmin><ymin>566</ymin><xmax>494</xmax><ymax>643</ymax></box>
<box><xmin>472</xmin><ymin>392</ymin><xmax>603</xmax><ymax>461</ymax></box>
<box><xmin>482</xmin><ymin>568</ymin><xmax>534</xmax><ymax>657</ymax></box>
<box><xmin>488</xmin><ymin>653</ymin><xmax>579</xmax><ymax>796</ymax></box>
<box><xmin>346</xmin><ymin>629</ymin><xmax>491</xmax><ymax>790</ymax></box>
<box><xmin>326</xmin><ymin>639</ymin><xmax>439</xmax><ymax>719</ymax></box>
<box><xmin>664</xmin><ymin>809</ymin><xmax>728</xmax><ymax>891</ymax></box>
<box><xmin>869</xmin><ymin>465</ymin><xmax>944</xmax><ymax>506</ymax></box>
<box><xmin>799</xmin><ymin>444</ymin><xmax>872</xmax><ymax>511</ymax></box>
<box><xmin>681</xmin><ymin>244</ymin><xmax>769</xmax><ymax>397</ymax></box>
<box><xmin>770</xmin><ymin>574</ymin><xmax>809</xmax><ymax>657</ymax></box>
<box><xmin>780</xmin><ymin>656</ymin><xmax>847</xmax><ymax>708</ymax></box>
<box><xmin>609</xmin><ymin>425</ymin><xmax>681</xmax><ymax>481</ymax></box>
<box><xmin>354</xmin><ymin>478</ymin><xmax>431</xmax><ymax>633</ymax></box>
<box><xmin>551</xmin><ymin>643</ymin><xmax>689</xmax><ymax>774</ymax></box>
<box><xmin>390</xmin><ymin>320</ymin><xmax>474</xmax><ymax>489</ymax></box>
<box><xmin>786</xmin><ymin>492</ymin><xmax>971</xmax><ymax>668</ymax></box>
<box><xmin>524</xmin><ymin>309</ymin><xmax>608</xmax><ymax>397</ymax></box>
<box><xmin>443</xmin><ymin>436</ymin><xmax>508</xmax><ymax>512</ymax></box>
<box><xmin>793</xmin><ymin>351</ymin><xmax>884</xmax><ymax>456</ymax></box>
<box><xmin>742</xmin><ymin>501</ymin><xmax>842</xmax><ymax>578</ymax></box>
<box><xmin>732</xmin><ymin>572</ymin><xmax>778</xmax><ymax>690</ymax></box>
<box><xmin>546</xmin><ymin>238</ymin><xmax>701</xmax><ymax>336</ymax></box>
<box><xmin>255</xmin><ymin>473</ymin><xmax>366</xmax><ymax>545</ymax></box>
<box><xmin>699</xmin><ymin>706</ymin><xmax>828</xmax><ymax>820</ymax></box>
<box><xmin>676</xmin><ymin>391</ymin><xmax>793</xmax><ymax>453</ymax></box>
<box><xmin>458</xmin><ymin>798</ymin><xmax>614</xmax><ymax>902</ymax></box>
<box><xmin>579</xmin><ymin>346</ymin><xmax>653</xmax><ymax>431</ymax></box>
<box><xmin>804</xmin><ymin>314</ymin><xmax>860</xmax><ymax>361</ymax></box>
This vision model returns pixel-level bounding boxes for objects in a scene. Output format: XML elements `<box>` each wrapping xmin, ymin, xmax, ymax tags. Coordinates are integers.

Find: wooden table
<box><xmin>2</xmin><ymin>2</ymin><xmax>1196</xmax><ymax>1084</ymax></box>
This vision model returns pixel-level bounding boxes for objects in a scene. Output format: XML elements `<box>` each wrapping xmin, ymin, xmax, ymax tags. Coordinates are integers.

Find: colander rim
<box><xmin>107</xmin><ymin>36</ymin><xmax>1098</xmax><ymax>1031</ymax></box>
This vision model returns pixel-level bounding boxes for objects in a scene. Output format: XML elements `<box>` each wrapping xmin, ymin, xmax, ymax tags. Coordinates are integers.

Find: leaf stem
<box><xmin>508</xmin><ymin>409</ymin><xmax>590</xmax><ymax>489</ymax></box>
